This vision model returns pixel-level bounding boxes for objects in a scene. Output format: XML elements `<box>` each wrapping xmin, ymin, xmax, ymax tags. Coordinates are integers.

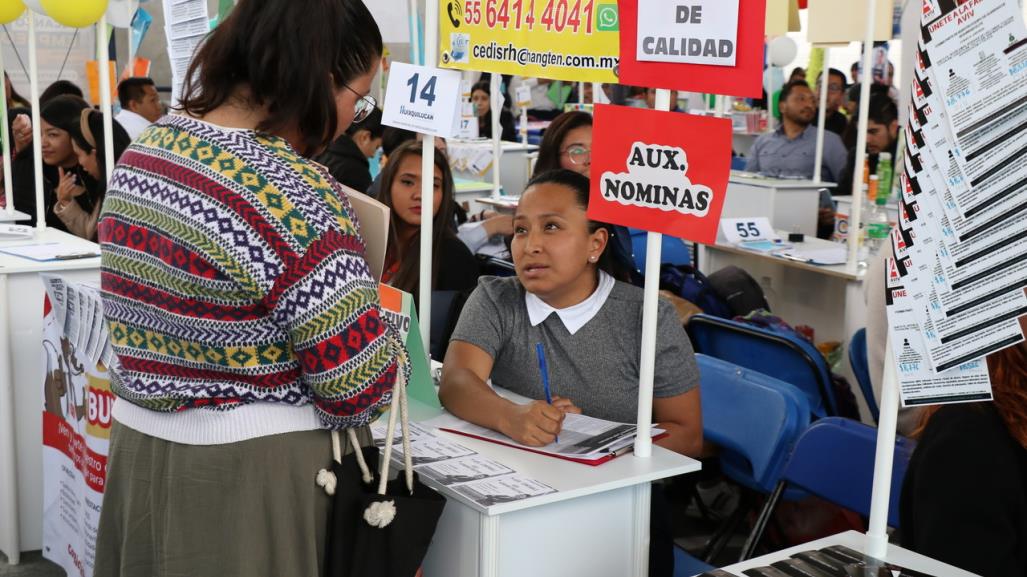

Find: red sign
<box><xmin>617</xmin><ymin>0</ymin><xmax>767</xmax><ymax>98</ymax></box>
<box><xmin>588</xmin><ymin>104</ymin><xmax>732</xmax><ymax>244</ymax></box>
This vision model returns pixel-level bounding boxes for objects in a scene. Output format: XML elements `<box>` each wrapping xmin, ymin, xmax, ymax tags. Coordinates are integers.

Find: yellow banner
<box><xmin>439</xmin><ymin>0</ymin><xmax>620</xmax><ymax>83</ymax></box>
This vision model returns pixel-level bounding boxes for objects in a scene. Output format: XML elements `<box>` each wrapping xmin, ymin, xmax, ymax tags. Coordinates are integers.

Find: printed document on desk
<box><xmin>423</xmin><ymin>411</ymin><xmax>663</xmax><ymax>465</ymax></box>
<box><xmin>0</xmin><ymin>242</ymin><xmax>100</xmax><ymax>262</ymax></box>
<box><xmin>773</xmin><ymin>245</ymin><xmax>847</xmax><ymax>265</ymax></box>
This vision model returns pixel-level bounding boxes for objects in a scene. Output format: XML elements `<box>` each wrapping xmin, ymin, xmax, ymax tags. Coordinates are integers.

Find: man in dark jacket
<box><xmin>316</xmin><ymin>107</ymin><xmax>383</xmax><ymax>192</ymax></box>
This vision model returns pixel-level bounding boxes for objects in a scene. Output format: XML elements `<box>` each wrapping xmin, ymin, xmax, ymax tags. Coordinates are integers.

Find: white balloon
<box><xmin>22</xmin><ymin>0</ymin><xmax>45</xmax><ymax>14</ymax></box>
<box><xmin>768</xmin><ymin>36</ymin><xmax>798</xmax><ymax>68</ymax></box>
<box><xmin>106</xmin><ymin>0</ymin><xmax>138</xmax><ymax>27</ymax></box>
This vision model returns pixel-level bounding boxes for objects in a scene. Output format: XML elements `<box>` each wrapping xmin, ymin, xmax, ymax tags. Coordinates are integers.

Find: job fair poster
<box><xmin>40</xmin><ymin>294</ymin><xmax>113</xmax><ymax>577</ymax></box>
<box><xmin>438</xmin><ymin>0</ymin><xmax>620</xmax><ymax>82</ymax></box>
<box><xmin>588</xmin><ymin>104</ymin><xmax>732</xmax><ymax>244</ymax></box>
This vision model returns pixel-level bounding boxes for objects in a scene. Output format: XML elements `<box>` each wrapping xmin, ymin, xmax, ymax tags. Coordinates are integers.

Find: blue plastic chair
<box><xmin>697</xmin><ymin>354</ymin><xmax>812</xmax><ymax>561</ymax></box>
<box><xmin>674</xmin><ymin>546</ymin><xmax>714</xmax><ymax>577</ymax></box>
<box><xmin>848</xmin><ymin>328</ymin><xmax>880</xmax><ymax>423</ymax></box>
<box><xmin>740</xmin><ymin>417</ymin><xmax>916</xmax><ymax>560</ymax></box>
<box><xmin>629</xmin><ymin>228</ymin><xmax>695</xmax><ymax>276</ymax></box>
<box><xmin>688</xmin><ymin>314</ymin><xmax>838</xmax><ymax>418</ymax></box>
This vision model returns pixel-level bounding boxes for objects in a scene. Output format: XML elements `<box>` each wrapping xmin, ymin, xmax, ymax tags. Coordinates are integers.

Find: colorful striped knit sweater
<box><xmin>98</xmin><ymin>115</ymin><xmax>408</xmax><ymax>444</ymax></box>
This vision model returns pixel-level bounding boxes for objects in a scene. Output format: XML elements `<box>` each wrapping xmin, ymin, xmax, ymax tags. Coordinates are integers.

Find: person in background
<box><xmin>788</xmin><ymin>66</ymin><xmax>806</xmax><ymax>83</ymax></box>
<box><xmin>379</xmin><ymin>140</ymin><xmax>480</xmax><ymax>301</ymax></box>
<box><xmin>745</xmin><ymin>80</ymin><xmax>847</xmax><ymax>181</ymax></box>
<box><xmin>316</xmin><ymin>106</ymin><xmax>383</xmax><ymax>192</ymax></box>
<box><xmin>5</xmin><ymin>72</ymin><xmax>28</xmax><ymax>109</ymax></box>
<box><xmin>901</xmin><ymin>341</ymin><xmax>1027</xmax><ymax>576</ymax></box>
<box><xmin>439</xmin><ymin>169</ymin><xmax>702</xmax><ymax>577</ymax></box>
<box><xmin>850</xmin><ymin>61</ymin><xmax>861</xmax><ymax>84</ymax></box>
<box><xmin>10</xmin><ymin>80</ymin><xmax>86</xmax><ymax>157</ymax></box>
<box><xmin>813</xmin><ymin>68</ymin><xmax>848</xmax><ymax>137</ymax></box>
<box><xmin>843</xmin><ymin>81</ymin><xmax>891</xmax><ymax>127</ymax></box>
<box><xmin>644</xmin><ymin>88</ymin><xmax>682</xmax><ymax>112</ymax></box>
<box><xmin>12</xmin><ymin>95</ymin><xmax>96</xmax><ymax>232</ymax></box>
<box><xmin>836</xmin><ymin>93</ymin><xmax>898</xmax><ymax>198</ymax></box>
<box><xmin>39</xmin><ymin>80</ymin><xmax>83</xmax><ymax>104</ymax></box>
<box><xmin>116</xmin><ymin>77</ymin><xmax>163</xmax><ymax>140</ymax></box>
<box><xmin>532</xmin><ymin>110</ymin><xmax>592</xmax><ymax>177</ymax></box>
<box><xmin>55</xmin><ymin>109</ymin><xmax>131</xmax><ymax>240</ymax></box>
<box><xmin>94</xmin><ymin>0</ymin><xmax>406</xmax><ymax>574</ymax></box>
<box><xmin>471</xmin><ymin>80</ymin><xmax>516</xmax><ymax>142</ymax></box>
<box><xmin>746</xmin><ymin>81</ymin><xmax>847</xmax><ymax>238</ymax></box>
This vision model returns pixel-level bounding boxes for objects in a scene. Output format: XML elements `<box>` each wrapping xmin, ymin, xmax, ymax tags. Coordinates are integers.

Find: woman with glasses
<box><xmin>94</xmin><ymin>1</ymin><xmax>408</xmax><ymax>575</ymax></box>
<box><xmin>532</xmin><ymin>110</ymin><xmax>592</xmax><ymax>177</ymax></box>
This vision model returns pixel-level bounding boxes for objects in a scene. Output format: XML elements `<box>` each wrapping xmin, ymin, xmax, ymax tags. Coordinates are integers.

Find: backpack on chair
<box><xmin>659</xmin><ymin>264</ymin><xmax>733</xmax><ymax>318</ymax></box>
<box><xmin>705</xmin><ymin>265</ymin><xmax>770</xmax><ymax>318</ymax></box>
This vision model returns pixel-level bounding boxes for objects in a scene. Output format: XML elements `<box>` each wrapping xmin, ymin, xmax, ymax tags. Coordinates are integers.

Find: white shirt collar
<box><xmin>525</xmin><ymin>271</ymin><xmax>615</xmax><ymax>335</ymax></box>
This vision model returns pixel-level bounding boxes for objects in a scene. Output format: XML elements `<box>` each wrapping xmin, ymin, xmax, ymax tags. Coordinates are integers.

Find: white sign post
<box><xmin>636</xmin><ymin>0</ymin><xmax>740</xmax><ymax>67</ymax></box>
<box><xmin>382</xmin><ymin>61</ymin><xmax>462</xmax><ymax>138</ymax></box>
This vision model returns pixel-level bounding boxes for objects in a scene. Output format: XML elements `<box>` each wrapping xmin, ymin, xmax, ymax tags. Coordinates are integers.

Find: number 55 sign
<box><xmin>382</xmin><ymin>62</ymin><xmax>464</xmax><ymax>138</ymax></box>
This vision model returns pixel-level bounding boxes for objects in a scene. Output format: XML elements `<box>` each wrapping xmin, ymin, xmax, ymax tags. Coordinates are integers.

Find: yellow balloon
<box><xmin>39</xmin><ymin>0</ymin><xmax>108</xmax><ymax>28</ymax></box>
<box><xmin>0</xmin><ymin>0</ymin><xmax>25</xmax><ymax>25</ymax></box>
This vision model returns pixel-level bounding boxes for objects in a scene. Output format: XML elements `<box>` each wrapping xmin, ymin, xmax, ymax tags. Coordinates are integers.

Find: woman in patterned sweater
<box><xmin>94</xmin><ymin>1</ymin><xmax>407</xmax><ymax>575</ymax></box>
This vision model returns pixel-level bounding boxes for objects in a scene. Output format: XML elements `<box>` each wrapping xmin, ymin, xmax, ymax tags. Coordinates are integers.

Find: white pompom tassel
<box><xmin>363</xmin><ymin>500</ymin><xmax>396</xmax><ymax>528</ymax></box>
<box><xmin>316</xmin><ymin>468</ymin><xmax>337</xmax><ymax>496</ymax></box>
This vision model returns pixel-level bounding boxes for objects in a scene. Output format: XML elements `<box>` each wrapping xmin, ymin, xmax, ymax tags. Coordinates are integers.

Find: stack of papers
<box><xmin>161</xmin><ymin>0</ymin><xmax>209</xmax><ymax>106</ymax></box>
<box><xmin>877</xmin><ymin>0</ymin><xmax>1027</xmax><ymax>407</ymax></box>
<box><xmin>371</xmin><ymin>422</ymin><xmax>557</xmax><ymax>507</ymax></box>
<box><xmin>40</xmin><ymin>275</ymin><xmax>116</xmax><ymax>369</ymax></box>
<box><xmin>423</xmin><ymin>411</ymin><xmax>663</xmax><ymax>465</ymax></box>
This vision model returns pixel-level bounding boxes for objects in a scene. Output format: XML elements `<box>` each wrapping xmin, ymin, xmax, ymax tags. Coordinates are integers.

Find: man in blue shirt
<box><xmin>746</xmin><ymin>80</ymin><xmax>848</xmax><ymax>182</ymax></box>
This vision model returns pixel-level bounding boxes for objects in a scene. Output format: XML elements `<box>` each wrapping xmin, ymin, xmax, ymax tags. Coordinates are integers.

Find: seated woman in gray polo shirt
<box><xmin>439</xmin><ymin>169</ymin><xmax>702</xmax><ymax>457</ymax></box>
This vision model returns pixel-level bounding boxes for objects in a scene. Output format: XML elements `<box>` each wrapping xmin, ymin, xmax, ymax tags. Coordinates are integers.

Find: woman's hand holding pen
<box><xmin>499</xmin><ymin>401</ymin><xmax>565</xmax><ymax>446</ymax></box>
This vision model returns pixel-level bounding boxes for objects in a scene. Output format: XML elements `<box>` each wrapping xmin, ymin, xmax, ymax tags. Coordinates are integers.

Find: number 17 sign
<box><xmin>382</xmin><ymin>62</ymin><xmax>464</xmax><ymax>138</ymax></box>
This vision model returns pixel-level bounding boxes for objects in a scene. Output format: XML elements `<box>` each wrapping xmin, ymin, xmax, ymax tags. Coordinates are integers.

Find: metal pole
<box><xmin>1</xmin><ymin>31</ymin><xmax>12</xmax><ymax>215</ymax></box>
<box><xmin>28</xmin><ymin>12</ymin><xmax>43</xmax><ymax>230</ymax></box>
<box><xmin>866</xmin><ymin>332</ymin><xmax>900</xmax><ymax>558</ymax></box>
<box><xmin>490</xmin><ymin>73</ymin><xmax>501</xmax><ymax>198</ymax></box>
<box><xmin>418</xmin><ymin>0</ymin><xmax>438</xmax><ymax>355</ymax></box>
<box><xmin>98</xmin><ymin>16</ymin><xmax>115</xmax><ymax>183</ymax></box>
<box><xmin>848</xmin><ymin>1</ymin><xmax>877</xmax><ymax>266</ymax></box>
<box><xmin>813</xmin><ymin>48</ymin><xmax>830</xmax><ymax>183</ymax></box>
<box><xmin>633</xmin><ymin>88</ymin><xmax>670</xmax><ymax>460</ymax></box>
<box><xmin>408</xmin><ymin>0</ymin><xmax>421</xmax><ymax>65</ymax></box>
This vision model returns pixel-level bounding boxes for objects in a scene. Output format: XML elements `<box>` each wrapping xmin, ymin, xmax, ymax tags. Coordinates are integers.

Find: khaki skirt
<box><xmin>94</xmin><ymin>420</ymin><xmax>370</xmax><ymax>577</ymax></box>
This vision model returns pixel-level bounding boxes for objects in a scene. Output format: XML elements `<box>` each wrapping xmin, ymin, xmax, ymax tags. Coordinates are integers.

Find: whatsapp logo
<box><xmin>596</xmin><ymin>4</ymin><xmax>618</xmax><ymax>31</ymax></box>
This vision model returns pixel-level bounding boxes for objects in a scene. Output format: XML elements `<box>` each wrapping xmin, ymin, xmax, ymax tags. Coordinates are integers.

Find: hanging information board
<box><xmin>438</xmin><ymin>0</ymin><xmax>620</xmax><ymax>82</ymax></box>
<box><xmin>587</xmin><ymin>104</ymin><xmax>731</xmax><ymax>244</ymax></box>
<box><xmin>617</xmin><ymin>0</ymin><xmax>766</xmax><ymax>97</ymax></box>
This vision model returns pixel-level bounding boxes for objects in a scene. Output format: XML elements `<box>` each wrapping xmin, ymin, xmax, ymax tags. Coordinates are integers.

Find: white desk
<box><xmin>0</xmin><ymin>229</ymin><xmax>101</xmax><ymax>564</ymax></box>
<box><xmin>454</xmin><ymin>179</ymin><xmax>496</xmax><ymax>214</ymax></box>
<box><xmin>714</xmin><ymin>530</ymin><xmax>978</xmax><ymax>577</ymax></box>
<box><xmin>723</xmin><ymin>175</ymin><xmax>834</xmax><ymax>237</ymax></box>
<box><xmin>697</xmin><ymin>236</ymin><xmax>874</xmax><ymax>421</ymax></box>
<box><xmin>0</xmin><ymin>209</ymin><xmax>30</xmax><ymax>223</ymax></box>
<box><xmin>410</xmin><ymin>402</ymin><xmax>702</xmax><ymax>577</ymax></box>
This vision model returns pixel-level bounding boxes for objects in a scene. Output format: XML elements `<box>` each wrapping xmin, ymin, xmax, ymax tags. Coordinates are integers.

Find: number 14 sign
<box><xmin>382</xmin><ymin>62</ymin><xmax>464</xmax><ymax>138</ymax></box>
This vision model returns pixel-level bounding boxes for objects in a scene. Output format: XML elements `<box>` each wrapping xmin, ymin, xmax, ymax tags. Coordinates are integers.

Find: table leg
<box><xmin>631</xmin><ymin>482</ymin><xmax>651</xmax><ymax>577</ymax></box>
<box><xmin>480</xmin><ymin>513</ymin><xmax>500</xmax><ymax>577</ymax></box>
<box><xmin>0</xmin><ymin>275</ymin><xmax>21</xmax><ymax>565</ymax></box>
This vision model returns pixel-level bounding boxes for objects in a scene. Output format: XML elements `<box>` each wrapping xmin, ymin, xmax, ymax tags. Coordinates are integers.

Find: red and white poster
<box><xmin>617</xmin><ymin>0</ymin><xmax>767</xmax><ymax>98</ymax></box>
<box><xmin>40</xmin><ymin>285</ymin><xmax>114</xmax><ymax>577</ymax></box>
<box><xmin>588</xmin><ymin>104</ymin><xmax>732</xmax><ymax>244</ymax></box>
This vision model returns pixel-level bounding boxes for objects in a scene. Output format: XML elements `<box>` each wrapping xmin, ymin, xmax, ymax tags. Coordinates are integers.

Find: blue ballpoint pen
<box><xmin>535</xmin><ymin>342</ymin><xmax>557</xmax><ymax>443</ymax></box>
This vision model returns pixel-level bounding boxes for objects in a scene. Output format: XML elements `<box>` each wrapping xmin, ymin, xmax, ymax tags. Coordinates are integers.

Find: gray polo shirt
<box><xmin>450</xmin><ymin>276</ymin><xmax>699</xmax><ymax>423</ymax></box>
<box><xmin>745</xmin><ymin>124</ymin><xmax>848</xmax><ymax>183</ymax></box>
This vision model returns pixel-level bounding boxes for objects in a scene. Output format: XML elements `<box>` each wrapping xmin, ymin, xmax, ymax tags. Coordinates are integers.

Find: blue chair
<box><xmin>697</xmin><ymin>354</ymin><xmax>812</xmax><ymax>561</ymax></box>
<box><xmin>688</xmin><ymin>314</ymin><xmax>838</xmax><ymax>419</ymax></box>
<box><xmin>739</xmin><ymin>417</ymin><xmax>916</xmax><ymax>560</ymax></box>
<box><xmin>848</xmin><ymin>328</ymin><xmax>880</xmax><ymax>423</ymax></box>
<box><xmin>629</xmin><ymin>228</ymin><xmax>695</xmax><ymax>276</ymax></box>
<box><xmin>674</xmin><ymin>546</ymin><xmax>714</xmax><ymax>577</ymax></box>
<box><xmin>430</xmin><ymin>291</ymin><xmax>460</xmax><ymax>360</ymax></box>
